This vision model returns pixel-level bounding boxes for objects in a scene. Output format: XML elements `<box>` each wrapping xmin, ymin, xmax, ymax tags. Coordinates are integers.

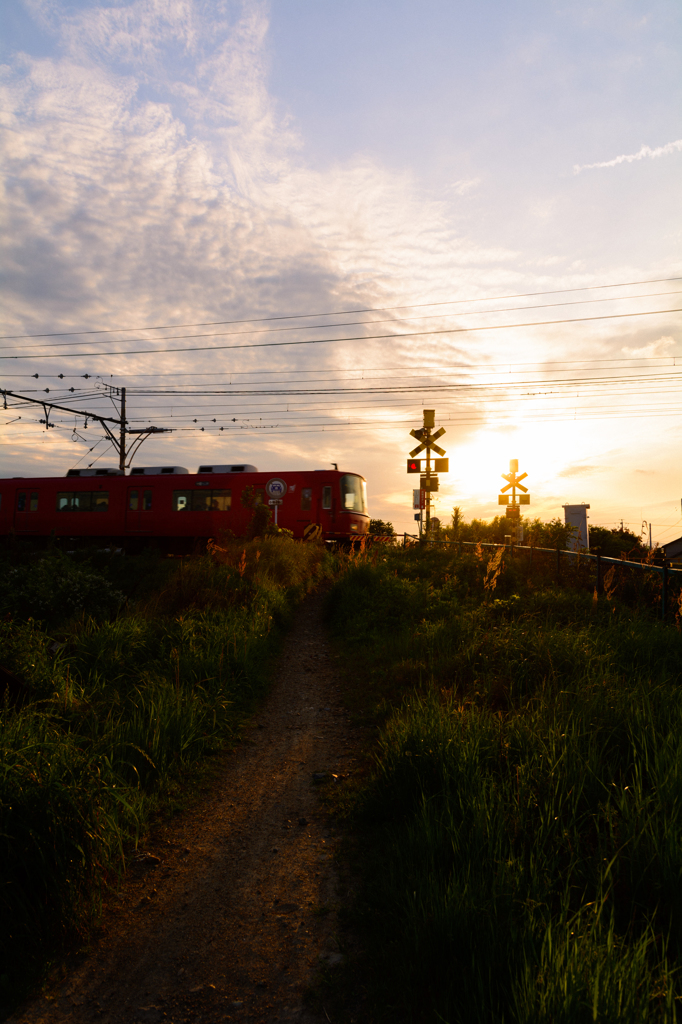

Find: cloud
<box><xmin>573</xmin><ymin>139</ymin><xmax>682</xmax><ymax>174</ymax></box>
<box><xmin>558</xmin><ymin>463</ymin><xmax>600</xmax><ymax>478</ymax></box>
<box><xmin>622</xmin><ymin>336</ymin><xmax>675</xmax><ymax>358</ymax></box>
<box><xmin>447</xmin><ymin>178</ymin><xmax>480</xmax><ymax>197</ymax></box>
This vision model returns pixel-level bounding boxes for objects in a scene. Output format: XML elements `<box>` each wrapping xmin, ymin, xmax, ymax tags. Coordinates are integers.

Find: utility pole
<box><xmin>407</xmin><ymin>409</ymin><xmax>448</xmax><ymax>542</ymax></box>
<box><xmin>119</xmin><ymin>386</ymin><xmax>126</xmax><ymax>472</ymax></box>
<box><xmin>1</xmin><ymin>387</ymin><xmax>170</xmax><ymax>470</ymax></box>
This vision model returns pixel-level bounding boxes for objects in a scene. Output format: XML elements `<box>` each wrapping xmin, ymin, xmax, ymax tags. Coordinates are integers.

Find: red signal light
<box><xmin>407</xmin><ymin>459</ymin><xmax>422</xmax><ymax>473</ymax></box>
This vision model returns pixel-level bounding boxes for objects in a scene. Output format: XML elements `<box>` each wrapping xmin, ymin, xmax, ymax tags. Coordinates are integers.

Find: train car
<box><xmin>0</xmin><ymin>464</ymin><xmax>369</xmax><ymax>550</ymax></box>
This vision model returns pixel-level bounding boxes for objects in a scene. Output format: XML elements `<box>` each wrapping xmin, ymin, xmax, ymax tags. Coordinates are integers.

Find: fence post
<box><xmin>596</xmin><ymin>548</ymin><xmax>602</xmax><ymax>594</ymax></box>
<box><xmin>556</xmin><ymin>546</ymin><xmax>561</xmax><ymax>583</ymax></box>
<box><xmin>662</xmin><ymin>560</ymin><xmax>668</xmax><ymax>620</ymax></box>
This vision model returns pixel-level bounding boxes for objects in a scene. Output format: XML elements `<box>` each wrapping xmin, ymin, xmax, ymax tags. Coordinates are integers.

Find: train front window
<box><xmin>340</xmin><ymin>475</ymin><xmax>367</xmax><ymax>514</ymax></box>
<box><xmin>322</xmin><ymin>486</ymin><xmax>332</xmax><ymax>510</ymax></box>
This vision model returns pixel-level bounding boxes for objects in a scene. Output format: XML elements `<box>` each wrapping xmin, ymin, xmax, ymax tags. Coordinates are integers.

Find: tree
<box><xmin>369</xmin><ymin>519</ymin><xmax>395</xmax><ymax>536</ymax></box>
<box><xmin>451</xmin><ymin>506</ymin><xmax>463</xmax><ymax>539</ymax></box>
<box><xmin>588</xmin><ymin>525</ymin><xmax>645</xmax><ymax>559</ymax></box>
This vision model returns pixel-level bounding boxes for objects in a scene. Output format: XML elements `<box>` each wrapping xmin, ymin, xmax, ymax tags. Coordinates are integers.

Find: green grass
<box><xmin>327</xmin><ymin>546</ymin><xmax>682</xmax><ymax>1023</ymax></box>
<box><xmin>0</xmin><ymin>538</ymin><xmax>336</xmax><ymax>1011</ymax></box>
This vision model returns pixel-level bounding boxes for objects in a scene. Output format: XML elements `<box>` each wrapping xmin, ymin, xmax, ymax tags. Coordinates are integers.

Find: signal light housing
<box><xmin>434</xmin><ymin>458</ymin><xmax>449</xmax><ymax>473</ymax></box>
<box><xmin>407</xmin><ymin>459</ymin><xmax>422</xmax><ymax>473</ymax></box>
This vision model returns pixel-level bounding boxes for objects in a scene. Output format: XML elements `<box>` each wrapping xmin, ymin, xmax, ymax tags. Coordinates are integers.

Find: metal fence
<box><xmin>376</xmin><ymin>534</ymin><xmax>682</xmax><ymax>620</ymax></box>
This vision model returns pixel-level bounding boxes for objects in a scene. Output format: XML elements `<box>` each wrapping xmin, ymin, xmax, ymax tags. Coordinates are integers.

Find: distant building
<box><xmin>662</xmin><ymin>536</ymin><xmax>682</xmax><ymax>562</ymax></box>
<box><xmin>563</xmin><ymin>504</ymin><xmax>590</xmax><ymax>550</ymax></box>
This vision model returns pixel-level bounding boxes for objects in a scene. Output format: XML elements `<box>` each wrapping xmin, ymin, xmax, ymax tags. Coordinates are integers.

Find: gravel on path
<box><xmin>11</xmin><ymin>589</ymin><xmax>361</xmax><ymax>1024</ymax></box>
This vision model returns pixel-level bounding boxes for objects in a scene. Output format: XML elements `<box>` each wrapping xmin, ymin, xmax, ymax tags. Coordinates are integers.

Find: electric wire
<box><xmin>1</xmin><ymin>307</ymin><xmax>680</xmax><ymax>360</ymax></box>
<box><xmin>3</xmin><ymin>275</ymin><xmax>679</xmax><ymax>340</ymax></box>
<box><xmin>5</xmin><ymin>290</ymin><xmax>679</xmax><ymax>352</ymax></box>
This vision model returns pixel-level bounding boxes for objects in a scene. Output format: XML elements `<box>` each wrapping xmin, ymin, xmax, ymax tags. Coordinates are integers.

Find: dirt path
<box><xmin>12</xmin><ymin>591</ymin><xmax>362</xmax><ymax>1024</ymax></box>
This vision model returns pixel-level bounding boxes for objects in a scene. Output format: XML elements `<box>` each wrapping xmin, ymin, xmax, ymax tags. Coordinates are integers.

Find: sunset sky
<box><xmin>1</xmin><ymin>0</ymin><xmax>681</xmax><ymax>540</ymax></box>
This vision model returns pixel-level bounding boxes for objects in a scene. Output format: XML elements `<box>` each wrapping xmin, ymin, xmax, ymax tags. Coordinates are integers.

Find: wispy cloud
<box><xmin>622</xmin><ymin>336</ymin><xmax>675</xmax><ymax>358</ymax></box>
<box><xmin>573</xmin><ymin>139</ymin><xmax>682</xmax><ymax>174</ymax></box>
<box><xmin>558</xmin><ymin>463</ymin><xmax>600</xmax><ymax>478</ymax></box>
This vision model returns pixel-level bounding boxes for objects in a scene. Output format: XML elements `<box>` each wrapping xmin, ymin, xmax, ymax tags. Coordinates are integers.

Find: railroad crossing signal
<box><xmin>407</xmin><ymin>410</ymin><xmax>448</xmax><ymax>541</ymax></box>
<box><xmin>498</xmin><ymin>458</ymin><xmax>530</xmax><ymax>506</ymax></box>
<box><xmin>498</xmin><ymin>459</ymin><xmax>530</xmax><ymax>541</ymax></box>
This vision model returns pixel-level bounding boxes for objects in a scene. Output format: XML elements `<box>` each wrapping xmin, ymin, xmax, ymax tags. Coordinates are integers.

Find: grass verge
<box><xmin>0</xmin><ymin>538</ymin><xmax>335</xmax><ymax>1012</ymax></box>
<box><xmin>326</xmin><ymin>544</ymin><xmax>682</xmax><ymax>1023</ymax></box>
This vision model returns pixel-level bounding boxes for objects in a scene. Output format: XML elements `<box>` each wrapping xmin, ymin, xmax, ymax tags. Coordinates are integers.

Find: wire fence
<box><xmin>364</xmin><ymin>533</ymin><xmax>682</xmax><ymax>621</ymax></box>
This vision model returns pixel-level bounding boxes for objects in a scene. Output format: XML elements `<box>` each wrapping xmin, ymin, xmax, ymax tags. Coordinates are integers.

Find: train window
<box><xmin>210</xmin><ymin>489</ymin><xmax>231</xmax><ymax>511</ymax></box>
<box><xmin>56</xmin><ymin>491</ymin><xmax>109</xmax><ymax>511</ymax></box>
<box><xmin>143</xmin><ymin>489</ymin><xmax>153</xmax><ymax>511</ymax></box>
<box><xmin>340</xmin><ymin>475</ymin><xmax>367</xmax><ymax>514</ymax></box>
<box><xmin>301</xmin><ymin>488</ymin><xmax>312</xmax><ymax>511</ymax></box>
<box><xmin>73</xmin><ymin>492</ymin><xmax>92</xmax><ymax>512</ymax></box>
<box><xmin>173</xmin><ymin>490</ymin><xmax>191</xmax><ymax>511</ymax></box>
<box><xmin>242</xmin><ymin>488</ymin><xmax>265</xmax><ymax>506</ymax></box>
<box><xmin>192</xmin><ymin>491</ymin><xmax>210</xmax><ymax>512</ymax></box>
<box><xmin>173</xmin><ymin>489</ymin><xmax>231</xmax><ymax>511</ymax></box>
<box><xmin>322</xmin><ymin>486</ymin><xmax>332</xmax><ymax>510</ymax></box>
<box><xmin>129</xmin><ymin>490</ymin><xmax>139</xmax><ymax>511</ymax></box>
<box><xmin>17</xmin><ymin>491</ymin><xmax>39</xmax><ymax>512</ymax></box>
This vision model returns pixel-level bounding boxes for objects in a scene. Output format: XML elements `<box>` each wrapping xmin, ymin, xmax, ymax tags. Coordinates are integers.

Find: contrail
<box><xmin>573</xmin><ymin>138</ymin><xmax>682</xmax><ymax>174</ymax></box>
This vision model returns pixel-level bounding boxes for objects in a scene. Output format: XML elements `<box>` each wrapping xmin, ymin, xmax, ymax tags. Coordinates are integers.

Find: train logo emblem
<box><xmin>265</xmin><ymin>478</ymin><xmax>287</xmax><ymax>499</ymax></box>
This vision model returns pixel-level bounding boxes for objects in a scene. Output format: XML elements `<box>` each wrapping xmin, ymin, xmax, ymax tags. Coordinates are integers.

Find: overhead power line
<box><xmin>4</xmin><ymin>290</ymin><xmax>679</xmax><ymax>352</ymax></box>
<box><xmin>1</xmin><ymin>308</ymin><xmax>679</xmax><ymax>361</ymax></box>
<box><xmin>2</xmin><ymin>275</ymin><xmax>680</xmax><ymax>340</ymax></box>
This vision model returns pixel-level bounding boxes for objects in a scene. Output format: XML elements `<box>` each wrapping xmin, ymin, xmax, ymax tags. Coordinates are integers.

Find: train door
<box><xmin>295</xmin><ymin>484</ymin><xmax>318</xmax><ymax>540</ymax></box>
<box><xmin>13</xmin><ymin>487</ymin><xmax>40</xmax><ymax>533</ymax></box>
<box><xmin>126</xmin><ymin>486</ymin><xmax>154</xmax><ymax>532</ymax></box>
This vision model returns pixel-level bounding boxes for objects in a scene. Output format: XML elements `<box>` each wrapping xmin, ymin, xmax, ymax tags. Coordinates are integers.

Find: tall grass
<box><xmin>328</xmin><ymin>546</ymin><xmax>682</xmax><ymax>1023</ymax></box>
<box><xmin>0</xmin><ymin>538</ymin><xmax>335</xmax><ymax>1008</ymax></box>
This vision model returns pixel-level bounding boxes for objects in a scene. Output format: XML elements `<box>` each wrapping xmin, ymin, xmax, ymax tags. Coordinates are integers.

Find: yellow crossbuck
<box><xmin>409</xmin><ymin>426</ymin><xmax>446</xmax><ymax>458</ymax></box>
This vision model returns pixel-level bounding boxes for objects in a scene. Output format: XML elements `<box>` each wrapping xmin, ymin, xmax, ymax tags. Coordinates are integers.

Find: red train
<box><xmin>0</xmin><ymin>464</ymin><xmax>369</xmax><ymax>550</ymax></box>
